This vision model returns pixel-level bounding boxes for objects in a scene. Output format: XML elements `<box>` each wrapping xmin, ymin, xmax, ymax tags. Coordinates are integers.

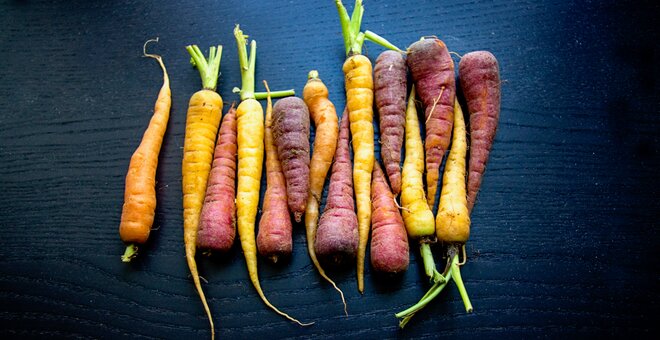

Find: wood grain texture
<box><xmin>0</xmin><ymin>0</ymin><xmax>658</xmax><ymax>338</ymax></box>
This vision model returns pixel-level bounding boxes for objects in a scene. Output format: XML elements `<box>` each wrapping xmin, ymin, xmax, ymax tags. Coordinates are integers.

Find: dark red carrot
<box><xmin>315</xmin><ymin>110</ymin><xmax>359</xmax><ymax>266</ymax></box>
<box><xmin>258</xmin><ymin>84</ymin><xmax>293</xmax><ymax>262</ymax></box>
<box><xmin>459</xmin><ymin>51</ymin><xmax>501</xmax><ymax>213</ymax></box>
<box><xmin>370</xmin><ymin>160</ymin><xmax>409</xmax><ymax>274</ymax></box>
<box><xmin>197</xmin><ymin>105</ymin><xmax>237</xmax><ymax>252</ymax></box>
<box><xmin>374</xmin><ymin>50</ymin><xmax>407</xmax><ymax>195</ymax></box>
<box><xmin>406</xmin><ymin>38</ymin><xmax>455</xmax><ymax>209</ymax></box>
<box><xmin>271</xmin><ymin>97</ymin><xmax>311</xmax><ymax>222</ymax></box>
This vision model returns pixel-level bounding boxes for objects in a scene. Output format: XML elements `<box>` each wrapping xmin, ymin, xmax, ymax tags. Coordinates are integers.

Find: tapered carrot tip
<box><xmin>294</xmin><ymin>212</ymin><xmax>303</xmax><ymax>223</ymax></box>
<box><xmin>121</xmin><ymin>244</ymin><xmax>138</xmax><ymax>262</ymax></box>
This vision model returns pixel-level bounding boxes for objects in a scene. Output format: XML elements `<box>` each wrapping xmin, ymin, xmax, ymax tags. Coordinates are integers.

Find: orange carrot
<box><xmin>119</xmin><ymin>38</ymin><xmax>171</xmax><ymax>262</ymax></box>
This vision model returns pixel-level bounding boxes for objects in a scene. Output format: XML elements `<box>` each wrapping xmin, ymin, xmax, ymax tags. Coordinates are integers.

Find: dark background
<box><xmin>1</xmin><ymin>0</ymin><xmax>658</xmax><ymax>338</ymax></box>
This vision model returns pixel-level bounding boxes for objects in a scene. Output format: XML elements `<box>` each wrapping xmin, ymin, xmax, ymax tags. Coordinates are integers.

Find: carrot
<box><xmin>302</xmin><ymin>71</ymin><xmax>347</xmax><ymax>312</ymax></box>
<box><xmin>183</xmin><ymin>43</ymin><xmax>224</xmax><ymax>339</ymax></box>
<box><xmin>197</xmin><ymin>104</ymin><xmax>237</xmax><ymax>252</ymax></box>
<box><xmin>406</xmin><ymin>37</ymin><xmax>456</xmax><ymax>209</ymax></box>
<box><xmin>459</xmin><ymin>51</ymin><xmax>501</xmax><ymax>213</ymax></box>
<box><xmin>335</xmin><ymin>0</ymin><xmax>374</xmax><ymax>293</ymax></box>
<box><xmin>396</xmin><ymin>100</ymin><xmax>473</xmax><ymax>327</ymax></box>
<box><xmin>315</xmin><ymin>111</ymin><xmax>358</xmax><ymax>268</ymax></box>
<box><xmin>233</xmin><ymin>25</ymin><xmax>311</xmax><ymax>326</ymax></box>
<box><xmin>399</xmin><ymin>86</ymin><xmax>439</xmax><ymax>282</ymax></box>
<box><xmin>272</xmin><ymin>97</ymin><xmax>310</xmax><ymax>222</ymax></box>
<box><xmin>374</xmin><ymin>50</ymin><xmax>407</xmax><ymax>195</ymax></box>
<box><xmin>257</xmin><ymin>81</ymin><xmax>292</xmax><ymax>263</ymax></box>
<box><xmin>119</xmin><ymin>39</ymin><xmax>171</xmax><ymax>262</ymax></box>
<box><xmin>370</xmin><ymin>160</ymin><xmax>409</xmax><ymax>274</ymax></box>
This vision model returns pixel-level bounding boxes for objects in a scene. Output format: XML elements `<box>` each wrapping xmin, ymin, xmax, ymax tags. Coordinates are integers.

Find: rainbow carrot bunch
<box><xmin>119</xmin><ymin>39</ymin><xmax>171</xmax><ymax>262</ymax></box>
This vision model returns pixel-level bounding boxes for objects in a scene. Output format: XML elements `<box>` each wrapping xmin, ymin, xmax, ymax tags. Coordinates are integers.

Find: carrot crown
<box><xmin>186</xmin><ymin>44</ymin><xmax>222</xmax><ymax>91</ymax></box>
<box><xmin>335</xmin><ymin>0</ymin><xmax>365</xmax><ymax>56</ymax></box>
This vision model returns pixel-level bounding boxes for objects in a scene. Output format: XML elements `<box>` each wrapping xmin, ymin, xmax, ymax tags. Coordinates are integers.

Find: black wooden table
<box><xmin>1</xmin><ymin>0</ymin><xmax>658</xmax><ymax>338</ymax></box>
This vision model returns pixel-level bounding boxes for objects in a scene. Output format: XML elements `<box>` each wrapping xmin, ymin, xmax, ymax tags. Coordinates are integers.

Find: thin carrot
<box><xmin>183</xmin><ymin>43</ymin><xmax>223</xmax><ymax>339</ymax></box>
<box><xmin>233</xmin><ymin>25</ymin><xmax>311</xmax><ymax>326</ymax></box>
<box><xmin>335</xmin><ymin>0</ymin><xmax>374</xmax><ymax>293</ymax></box>
<box><xmin>302</xmin><ymin>70</ymin><xmax>346</xmax><ymax>312</ymax></box>
<box><xmin>119</xmin><ymin>38</ymin><xmax>171</xmax><ymax>262</ymax></box>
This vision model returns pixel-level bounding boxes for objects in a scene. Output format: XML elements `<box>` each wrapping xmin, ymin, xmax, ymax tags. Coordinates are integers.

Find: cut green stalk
<box><xmin>420</xmin><ymin>243</ymin><xmax>444</xmax><ymax>283</ymax></box>
<box><xmin>186</xmin><ymin>44</ymin><xmax>222</xmax><ymax>91</ymax></box>
<box><xmin>451</xmin><ymin>248</ymin><xmax>473</xmax><ymax>313</ymax></box>
<box><xmin>364</xmin><ymin>30</ymin><xmax>402</xmax><ymax>52</ymax></box>
<box><xmin>336</xmin><ymin>0</ymin><xmax>366</xmax><ymax>56</ymax></box>
<box><xmin>121</xmin><ymin>244</ymin><xmax>138</xmax><ymax>262</ymax></box>
<box><xmin>254</xmin><ymin>89</ymin><xmax>294</xmax><ymax>100</ymax></box>
<box><xmin>395</xmin><ymin>264</ymin><xmax>454</xmax><ymax>328</ymax></box>
<box><xmin>234</xmin><ymin>25</ymin><xmax>294</xmax><ymax>102</ymax></box>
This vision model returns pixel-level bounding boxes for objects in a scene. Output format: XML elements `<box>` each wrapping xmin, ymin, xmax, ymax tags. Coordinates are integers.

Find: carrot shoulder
<box><xmin>119</xmin><ymin>39</ymin><xmax>171</xmax><ymax>262</ymax></box>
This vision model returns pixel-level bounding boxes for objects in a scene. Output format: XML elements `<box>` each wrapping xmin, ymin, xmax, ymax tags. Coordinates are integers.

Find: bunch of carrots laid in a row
<box><xmin>117</xmin><ymin>0</ymin><xmax>500</xmax><ymax>337</ymax></box>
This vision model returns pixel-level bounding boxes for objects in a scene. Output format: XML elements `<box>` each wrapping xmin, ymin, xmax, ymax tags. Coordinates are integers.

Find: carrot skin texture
<box><xmin>436</xmin><ymin>100</ymin><xmax>471</xmax><ymax>243</ymax></box>
<box><xmin>374</xmin><ymin>50</ymin><xmax>407</xmax><ymax>195</ymax></box>
<box><xmin>197</xmin><ymin>106</ymin><xmax>237</xmax><ymax>251</ymax></box>
<box><xmin>258</xmin><ymin>93</ymin><xmax>293</xmax><ymax>261</ymax></box>
<box><xmin>119</xmin><ymin>56</ymin><xmax>171</xmax><ymax>244</ymax></box>
<box><xmin>343</xmin><ymin>54</ymin><xmax>374</xmax><ymax>293</ymax></box>
<box><xmin>182</xmin><ymin>89</ymin><xmax>223</xmax><ymax>339</ymax></box>
<box><xmin>315</xmin><ymin>112</ymin><xmax>359</xmax><ymax>265</ymax></box>
<box><xmin>406</xmin><ymin>38</ymin><xmax>455</xmax><ymax>208</ymax></box>
<box><xmin>459</xmin><ymin>51</ymin><xmax>501</xmax><ymax>213</ymax></box>
<box><xmin>272</xmin><ymin>97</ymin><xmax>310</xmax><ymax>223</ymax></box>
<box><xmin>370</xmin><ymin>161</ymin><xmax>409</xmax><ymax>274</ymax></box>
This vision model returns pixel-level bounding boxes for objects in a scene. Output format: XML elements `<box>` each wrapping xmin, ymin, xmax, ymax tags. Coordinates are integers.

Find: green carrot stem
<box><xmin>234</xmin><ymin>25</ymin><xmax>256</xmax><ymax>101</ymax></box>
<box><xmin>364</xmin><ymin>30</ymin><xmax>402</xmax><ymax>52</ymax></box>
<box><xmin>395</xmin><ymin>265</ymin><xmax>454</xmax><ymax>328</ymax></box>
<box><xmin>419</xmin><ymin>242</ymin><xmax>442</xmax><ymax>282</ymax></box>
<box><xmin>186</xmin><ymin>45</ymin><xmax>222</xmax><ymax>91</ymax></box>
<box><xmin>451</xmin><ymin>251</ymin><xmax>473</xmax><ymax>313</ymax></box>
<box><xmin>336</xmin><ymin>0</ymin><xmax>366</xmax><ymax>56</ymax></box>
<box><xmin>308</xmin><ymin>70</ymin><xmax>319</xmax><ymax>80</ymax></box>
<box><xmin>121</xmin><ymin>244</ymin><xmax>138</xmax><ymax>262</ymax></box>
<box><xmin>254</xmin><ymin>89</ymin><xmax>295</xmax><ymax>100</ymax></box>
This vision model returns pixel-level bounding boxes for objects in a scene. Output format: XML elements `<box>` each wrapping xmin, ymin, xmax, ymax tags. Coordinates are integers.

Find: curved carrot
<box><xmin>302</xmin><ymin>71</ymin><xmax>346</xmax><ymax>312</ymax></box>
<box><xmin>182</xmin><ymin>43</ymin><xmax>223</xmax><ymax>339</ymax></box>
<box><xmin>406</xmin><ymin>38</ymin><xmax>456</xmax><ymax>209</ymax></box>
<box><xmin>119</xmin><ymin>38</ymin><xmax>171</xmax><ymax>261</ymax></box>
<box><xmin>233</xmin><ymin>25</ymin><xmax>311</xmax><ymax>326</ymax></box>
<box><xmin>335</xmin><ymin>0</ymin><xmax>374</xmax><ymax>293</ymax></box>
<box><xmin>257</xmin><ymin>82</ymin><xmax>293</xmax><ymax>263</ymax></box>
<box><xmin>197</xmin><ymin>104</ymin><xmax>237</xmax><ymax>252</ymax></box>
<box><xmin>459</xmin><ymin>51</ymin><xmax>501</xmax><ymax>213</ymax></box>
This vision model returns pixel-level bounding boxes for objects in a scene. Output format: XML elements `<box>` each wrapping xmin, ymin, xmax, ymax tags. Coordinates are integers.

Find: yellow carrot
<box><xmin>336</xmin><ymin>0</ymin><xmax>374</xmax><ymax>294</ymax></box>
<box><xmin>183</xmin><ymin>43</ymin><xmax>223</xmax><ymax>340</ymax></box>
<box><xmin>233</xmin><ymin>25</ymin><xmax>311</xmax><ymax>326</ymax></box>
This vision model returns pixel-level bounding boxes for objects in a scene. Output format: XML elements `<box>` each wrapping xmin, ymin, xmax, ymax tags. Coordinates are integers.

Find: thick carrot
<box><xmin>119</xmin><ymin>39</ymin><xmax>171</xmax><ymax>262</ymax></box>
<box><xmin>335</xmin><ymin>0</ymin><xmax>374</xmax><ymax>293</ymax></box>
<box><xmin>302</xmin><ymin>71</ymin><xmax>346</xmax><ymax>312</ymax></box>
<box><xmin>406</xmin><ymin>38</ymin><xmax>456</xmax><ymax>209</ymax></box>
<box><xmin>459</xmin><ymin>51</ymin><xmax>501</xmax><ymax>213</ymax></box>
<box><xmin>370</xmin><ymin>160</ymin><xmax>409</xmax><ymax>274</ymax></box>
<box><xmin>374</xmin><ymin>50</ymin><xmax>407</xmax><ymax>195</ymax></box>
<box><xmin>272</xmin><ymin>97</ymin><xmax>310</xmax><ymax>222</ymax></box>
<box><xmin>257</xmin><ymin>82</ymin><xmax>292</xmax><ymax>263</ymax></box>
<box><xmin>183</xmin><ymin>43</ymin><xmax>224</xmax><ymax>339</ymax></box>
<box><xmin>315</xmin><ymin>111</ymin><xmax>358</xmax><ymax>267</ymax></box>
<box><xmin>197</xmin><ymin>104</ymin><xmax>237</xmax><ymax>252</ymax></box>
<box><xmin>400</xmin><ymin>86</ymin><xmax>438</xmax><ymax>281</ymax></box>
<box><xmin>396</xmin><ymin>100</ymin><xmax>473</xmax><ymax>327</ymax></box>
<box><xmin>233</xmin><ymin>25</ymin><xmax>310</xmax><ymax>326</ymax></box>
